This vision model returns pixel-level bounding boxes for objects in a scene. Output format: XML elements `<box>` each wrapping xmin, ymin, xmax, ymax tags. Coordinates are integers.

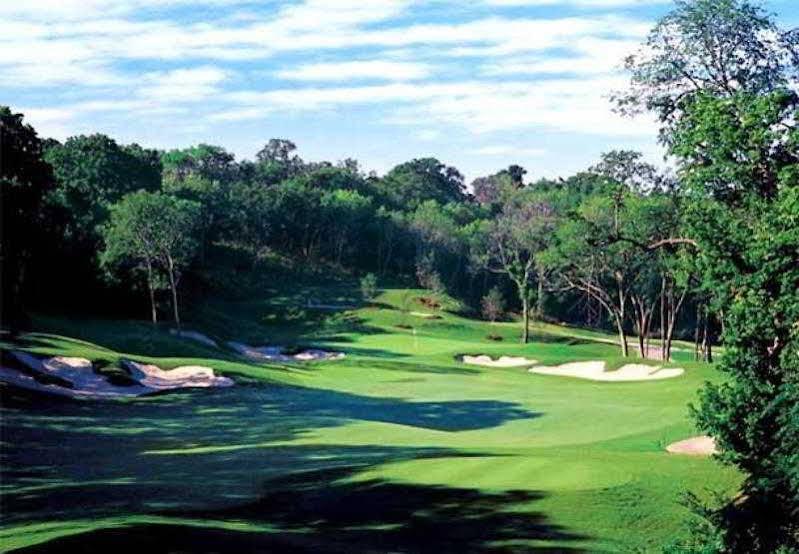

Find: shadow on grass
<box><xmin>1</xmin><ymin>381</ymin><xmax>541</xmax><ymax>524</ymax></box>
<box><xmin>12</xmin><ymin>465</ymin><xmax>587</xmax><ymax>553</ymax></box>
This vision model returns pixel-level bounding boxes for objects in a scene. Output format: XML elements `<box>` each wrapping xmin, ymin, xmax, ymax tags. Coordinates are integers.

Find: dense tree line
<box><xmin>1</xmin><ymin>107</ymin><xmax>702</xmax><ymax>353</ymax></box>
<box><xmin>0</xmin><ymin>1</ymin><xmax>796</xmax><ymax>550</ymax></box>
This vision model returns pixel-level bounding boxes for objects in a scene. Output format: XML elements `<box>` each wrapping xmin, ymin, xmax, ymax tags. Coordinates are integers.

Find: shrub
<box><xmin>481</xmin><ymin>286</ymin><xmax>506</xmax><ymax>323</ymax></box>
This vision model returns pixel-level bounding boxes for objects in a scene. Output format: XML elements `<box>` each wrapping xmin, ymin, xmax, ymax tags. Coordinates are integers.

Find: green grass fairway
<box><xmin>0</xmin><ymin>286</ymin><xmax>739</xmax><ymax>553</ymax></box>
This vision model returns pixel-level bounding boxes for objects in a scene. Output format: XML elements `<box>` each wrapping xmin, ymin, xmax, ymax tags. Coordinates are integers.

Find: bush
<box><xmin>360</xmin><ymin>273</ymin><xmax>378</xmax><ymax>302</ymax></box>
<box><xmin>481</xmin><ymin>286</ymin><xmax>506</xmax><ymax>323</ymax></box>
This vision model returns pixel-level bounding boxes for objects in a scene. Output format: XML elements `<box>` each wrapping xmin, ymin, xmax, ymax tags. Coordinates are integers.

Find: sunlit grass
<box><xmin>0</xmin><ymin>284</ymin><xmax>739</xmax><ymax>553</ymax></box>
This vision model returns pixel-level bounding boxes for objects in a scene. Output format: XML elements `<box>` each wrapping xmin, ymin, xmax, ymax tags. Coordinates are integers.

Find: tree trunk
<box><xmin>614</xmin><ymin>314</ymin><xmax>629</xmax><ymax>357</ymax></box>
<box><xmin>638</xmin><ymin>330</ymin><xmax>646</xmax><ymax>359</ymax></box>
<box><xmin>522</xmin><ymin>295</ymin><xmax>530</xmax><ymax>344</ymax></box>
<box><xmin>660</xmin><ymin>277</ymin><xmax>667</xmax><ymax>361</ymax></box>
<box><xmin>536</xmin><ymin>276</ymin><xmax>545</xmax><ymax>320</ymax></box>
<box><xmin>695</xmin><ymin>303</ymin><xmax>705</xmax><ymax>361</ymax></box>
<box><xmin>166</xmin><ymin>255</ymin><xmax>181</xmax><ymax>332</ymax></box>
<box><xmin>146</xmin><ymin>261</ymin><xmax>157</xmax><ymax>325</ymax></box>
<box><xmin>702</xmin><ymin>314</ymin><xmax>712</xmax><ymax>363</ymax></box>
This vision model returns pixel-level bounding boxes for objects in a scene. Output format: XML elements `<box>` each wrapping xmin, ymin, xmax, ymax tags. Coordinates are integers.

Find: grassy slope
<box><xmin>0</xmin><ymin>285</ymin><xmax>739</xmax><ymax>553</ymax></box>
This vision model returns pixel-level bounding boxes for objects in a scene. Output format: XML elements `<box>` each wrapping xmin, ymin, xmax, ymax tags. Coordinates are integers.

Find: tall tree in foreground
<box><xmin>0</xmin><ymin>107</ymin><xmax>54</xmax><ymax>328</ymax></box>
<box><xmin>101</xmin><ymin>192</ymin><xmax>201</xmax><ymax>329</ymax></box>
<box><xmin>472</xmin><ymin>196</ymin><xmax>554</xmax><ymax>343</ymax></box>
<box><xmin>621</xmin><ymin>1</ymin><xmax>799</xmax><ymax>551</ymax></box>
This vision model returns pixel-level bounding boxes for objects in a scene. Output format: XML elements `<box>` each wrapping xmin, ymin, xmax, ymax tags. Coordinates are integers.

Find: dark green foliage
<box><xmin>101</xmin><ymin>191</ymin><xmax>202</xmax><ymax>326</ymax></box>
<box><xmin>614</xmin><ymin>0</ymin><xmax>797</xmax><ymax>138</ymax></box>
<box><xmin>0</xmin><ymin>106</ymin><xmax>55</xmax><ymax>328</ymax></box>
<box><xmin>378</xmin><ymin>157</ymin><xmax>467</xmax><ymax>209</ymax></box>
<box><xmin>44</xmin><ymin>134</ymin><xmax>161</xmax><ymax>248</ymax></box>
<box><xmin>617</xmin><ymin>1</ymin><xmax>799</xmax><ymax>550</ymax></box>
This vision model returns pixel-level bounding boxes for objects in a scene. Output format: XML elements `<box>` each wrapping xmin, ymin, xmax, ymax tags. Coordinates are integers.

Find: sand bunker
<box><xmin>228</xmin><ymin>342</ymin><xmax>345</xmax><ymax>363</ymax></box>
<box><xmin>409</xmin><ymin>312</ymin><xmax>441</xmax><ymax>319</ymax></box>
<box><xmin>0</xmin><ymin>351</ymin><xmax>232</xmax><ymax>400</ymax></box>
<box><xmin>666</xmin><ymin>435</ymin><xmax>718</xmax><ymax>456</ymax></box>
<box><xmin>120</xmin><ymin>360</ymin><xmax>234</xmax><ymax>390</ymax></box>
<box><xmin>462</xmin><ymin>355</ymin><xmax>538</xmax><ymax>368</ymax></box>
<box><xmin>170</xmin><ymin>329</ymin><xmax>218</xmax><ymax>348</ymax></box>
<box><xmin>528</xmin><ymin>360</ymin><xmax>684</xmax><ymax>382</ymax></box>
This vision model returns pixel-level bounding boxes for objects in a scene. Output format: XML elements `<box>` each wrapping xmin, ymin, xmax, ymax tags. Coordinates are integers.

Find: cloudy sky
<box><xmin>3</xmin><ymin>0</ymin><xmax>797</xmax><ymax>182</ymax></box>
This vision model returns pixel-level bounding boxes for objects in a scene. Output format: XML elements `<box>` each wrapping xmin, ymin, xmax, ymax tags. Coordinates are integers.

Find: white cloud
<box><xmin>277</xmin><ymin>60</ymin><xmax>431</xmax><ymax>81</ymax></box>
<box><xmin>138</xmin><ymin>66</ymin><xmax>228</xmax><ymax>100</ymax></box>
<box><xmin>470</xmin><ymin>145</ymin><xmax>547</xmax><ymax>156</ymax></box>
<box><xmin>485</xmin><ymin>0</ymin><xmax>666</xmax><ymax>6</ymax></box>
<box><xmin>481</xmin><ymin>37</ymin><xmax>639</xmax><ymax>76</ymax></box>
<box><xmin>212</xmin><ymin>76</ymin><xmax>655</xmax><ymax>137</ymax></box>
<box><xmin>2</xmin><ymin>0</ymin><xmax>668</xmax><ymax>179</ymax></box>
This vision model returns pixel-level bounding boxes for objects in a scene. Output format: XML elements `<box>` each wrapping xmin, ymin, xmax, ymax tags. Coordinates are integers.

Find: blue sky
<box><xmin>2</xmin><ymin>0</ymin><xmax>797</xmax><ymax>182</ymax></box>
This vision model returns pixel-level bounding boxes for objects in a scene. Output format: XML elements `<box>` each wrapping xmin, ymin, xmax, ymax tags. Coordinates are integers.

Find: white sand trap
<box><xmin>666</xmin><ymin>435</ymin><xmax>718</xmax><ymax>456</ymax></box>
<box><xmin>410</xmin><ymin>312</ymin><xmax>440</xmax><ymax>319</ymax></box>
<box><xmin>228</xmin><ymin>341</ymin><xmax>345</xmax><ymax>363</ymax></box>
<box><xmin>528</xmin><ymin>360</ymin><xmax>684</xmax><ymax>381</ymax></box>
<box><xmin>170</xmin><ymin>329</ymin><xmax>218</xmax><ymax>348</ymax></box>
<box><xmin>120</xmin><ymin>360</ymin><xmax>234</xmax><ymax>390</ymax></box>
<box><xmin>0</xmin><ymin>351</ymin><xmax>232</xmax><ymax>400</ymax></box>
<box><xmin>462</xmin><ymin>355</ymin><xmax>538</xmax><ymax>368</ymax></box>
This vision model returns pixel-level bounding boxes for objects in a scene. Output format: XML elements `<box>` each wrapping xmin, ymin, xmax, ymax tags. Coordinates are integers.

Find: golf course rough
<box><xmin>0</xmin><ymin>286</ymin><xmax>739</xmax><ymax>553</ymax></box>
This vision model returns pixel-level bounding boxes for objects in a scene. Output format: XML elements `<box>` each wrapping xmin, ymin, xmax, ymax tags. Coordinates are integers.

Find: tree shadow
<box><xmin>1</xmin><ymin>381</ymin><xmax>541</xmax><ymax>525</ymax></box>
<box><xmin>11</xmin><ymin>464</ymin><xmax>588</xmax><ymax>553</ymax></box>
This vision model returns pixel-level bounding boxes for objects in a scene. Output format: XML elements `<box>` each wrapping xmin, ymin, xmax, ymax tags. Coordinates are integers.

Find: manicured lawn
<box><xmin>0</xmin><ymin>286</ymin><xmax>739</xmax><ymax>552</ymax></box>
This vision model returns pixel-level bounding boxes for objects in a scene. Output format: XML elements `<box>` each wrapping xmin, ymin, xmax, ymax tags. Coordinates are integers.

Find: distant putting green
<box><xmin>0</xmin><ymin>286</ymin><xmax>739</xmax><ymax>553</ymax></box>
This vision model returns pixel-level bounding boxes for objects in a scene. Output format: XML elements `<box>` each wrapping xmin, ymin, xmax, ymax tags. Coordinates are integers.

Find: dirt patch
<box><xmin>417</xmin><ymin>297</ymin><xmax>441</xmax><ymax>310</ymax></box>
<box><xmin>0</xmin><ymin>351</ymin><xmax>232</xmax><ymax>399</ymax></box>
<box><xmin>666</xmin><ymin>435</ymin><xmax>718</xmax><ymax>456</ymax></box>
<box><xmin>528</xmin><ymin>361</ymin><xmax>684</xmax><ymax>381</ymax></box>
<box><xmin>461</xmin><ymin>355</ymin><xmax>538</xmax><ymax>368</ymax></box>
<box><xmin>228</xmin><ymin>342</ymin><xmax>345</xmax><ymax>363</ymax></box>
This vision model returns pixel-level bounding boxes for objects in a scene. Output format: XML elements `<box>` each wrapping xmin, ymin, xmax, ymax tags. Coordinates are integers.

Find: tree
<box><xmin>504</xmin><ymin>164</ymin><xmax>527</xmax><ymax>188</ymax></box>
<box><xmin>253</xmin><ymin>139</ymin><xmax>304</xmax><ymax>183</ymax></box>
<box><xmin>471</xmin><ymin>170</ymin><xmax>520</xmax><ymax>207</ymax></box>
<box><xmin>44</xmin><ymin>134</ymin><xmax>161</xmax><ymax>250</ymax></box>
<box><xmin>620</xmin><ymin>0</ymin><xmax>799</xmax><ymax>549</ymax></box>
<box><xmin>162</xmin><ymin>144</ymin><xmax>238</xmax><ymax>185</ymax></box>
<box><xmin>0</xmin><ymin>106</ymin><xmax>55</xmax><ymax>328</ymax></box>
<box><xmin>225</xmin><ymin>181</ymin><xmax>273</xmax><ymax>266</ymax></box>
<box><xmin>613</xmin><ymin>0</ymin><xmax>798</xmax><ymax>141</ymax></box>
<box><xmin>481</xmin><ymin>286</ymin><xmax>506</xmax><ymax>324</ymax></box>
<box><xmin>679</xmin><ymin>91</ymin><xmax>799</xmax><ymax>552</ymax></box>
<box><xmin>320</xmin><ymin>189</ymin><xmax>373</xmax><ymax>266</ymax></box>
<box><xmin>543</xmin><ymin>194</ymin><xmax>640</xmax><ymax>356</ymax></box>
<box><xmin>101</xmin><ymin>192</ymin><xmax>201</xmax><ymax>329</ymax></box>
<box><xmin>379</xmin><ymin>158</ymin><xmax>467</xmax><ymax>209</ymax></box>
<box><xmin>472</xmin><ymin>196</ymin><xmax>554</xmax><ymax>343</ymax></box>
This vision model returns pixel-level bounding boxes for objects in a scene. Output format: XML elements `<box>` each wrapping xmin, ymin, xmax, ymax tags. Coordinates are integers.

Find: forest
<box><xmin>1</xmin><ymin>1</ymin><xmax>798</xmax><ymax>552</ymax></box>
